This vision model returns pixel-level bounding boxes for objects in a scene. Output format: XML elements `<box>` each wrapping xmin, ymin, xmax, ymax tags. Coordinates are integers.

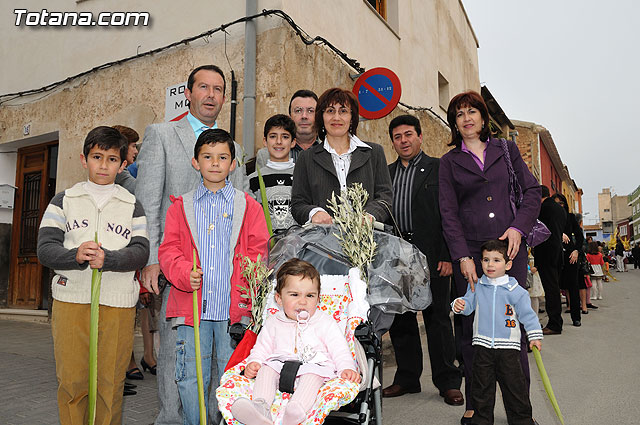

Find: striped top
<box><xmin>392</xmin><ymin>151</ymin><xmax>424</xmax><ymax>233</ymax></box>
<box><xmin>193</xmin><ymin>180</ymin><xmax>234</xmax><ymax>321</ymax></box>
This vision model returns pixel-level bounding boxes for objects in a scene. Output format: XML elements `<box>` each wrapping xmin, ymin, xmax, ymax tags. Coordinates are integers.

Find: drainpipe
<box><xmin>229</xmin><ymin>70</ymin><xmax>237</xmax><ymax>141</ymax></box>
<box><xmin>242</xmin><ymin>0</ymin><xmax>257</xmax><ymax>158</ymax></box>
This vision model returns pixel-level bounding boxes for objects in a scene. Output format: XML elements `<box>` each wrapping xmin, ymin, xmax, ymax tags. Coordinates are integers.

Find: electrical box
<box><xmin>0</xmin><ymin>184</ymin><xmax>16</xmax><ymax>209</ymax></box>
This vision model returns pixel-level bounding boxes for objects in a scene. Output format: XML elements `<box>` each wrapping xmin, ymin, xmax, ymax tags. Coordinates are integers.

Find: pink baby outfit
<box><xmin>247</xmin><ymin>309</ymin><xmax>356</xmax><ymax>380</ymax></box>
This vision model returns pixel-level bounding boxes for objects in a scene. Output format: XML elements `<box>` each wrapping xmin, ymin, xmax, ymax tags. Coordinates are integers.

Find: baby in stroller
<box><xmin>230</xmin><ymin>258</ymin><xmax>361</xmax><ymax>425</ymax></box>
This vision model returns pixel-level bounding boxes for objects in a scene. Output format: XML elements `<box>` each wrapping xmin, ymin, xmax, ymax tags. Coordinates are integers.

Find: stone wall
<box><xmin>0</xmin><ymin>24</ymin><xmax>453</xmax><ymax>193</ymax></box>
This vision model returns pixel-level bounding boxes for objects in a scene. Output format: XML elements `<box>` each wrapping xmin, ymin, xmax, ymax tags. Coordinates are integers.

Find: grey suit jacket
<box><xmin>136</xmin><ymin>116</ymin><xmax>245</xmax><ymax>266</ymax></box>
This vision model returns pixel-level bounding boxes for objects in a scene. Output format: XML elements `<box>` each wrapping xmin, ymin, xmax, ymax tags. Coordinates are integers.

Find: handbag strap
<box><xmin>499</xmin><ymin>139</ymin><xmax>523</xmax><ymax>215</ymax></box>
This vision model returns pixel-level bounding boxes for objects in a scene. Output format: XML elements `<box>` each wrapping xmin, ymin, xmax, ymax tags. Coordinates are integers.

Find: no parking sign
<box><xmin>352</xmin><ymin>67</ymin><xmax>401</xmax><ymax>120</ymax></box>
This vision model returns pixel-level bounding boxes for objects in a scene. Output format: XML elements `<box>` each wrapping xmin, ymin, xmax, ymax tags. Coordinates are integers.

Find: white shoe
<box><xmin>590</xmin><ymin>297</ymin><xmax>596</xmax><ymax>300</ymax></box>
<box><xmin>598</xmin><ymin>296</ymin><xmax>603</xmax><ymax>300</ymax></box>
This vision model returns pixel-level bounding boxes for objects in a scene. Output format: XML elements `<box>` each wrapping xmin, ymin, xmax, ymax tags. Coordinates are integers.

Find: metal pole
<box><xmin>229</xmin><ymin>70</ymin><xmax>237</xmax><ymax>141</ymax></box>
<box><xmin>242</xmin><ymin>0</ymin><xmax>257</xmax><ymax>156</ymax></box>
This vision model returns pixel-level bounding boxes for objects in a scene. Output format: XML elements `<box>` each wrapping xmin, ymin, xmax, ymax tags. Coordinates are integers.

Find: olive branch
<box><xmin>326</xmin><ymin>183</ymin><xmax>377</xmax><ymax>284</ymax></box>
<box><xmin>237</xmin><ymin>254</ymin><xmax>272</xmax><ymax>333</ymax></box>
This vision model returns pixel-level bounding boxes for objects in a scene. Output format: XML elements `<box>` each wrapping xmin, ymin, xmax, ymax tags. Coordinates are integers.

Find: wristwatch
<box><xmin>458</xmin><ymin>256</ymin><xmax>473</xmax><ymax>263</ymax></box>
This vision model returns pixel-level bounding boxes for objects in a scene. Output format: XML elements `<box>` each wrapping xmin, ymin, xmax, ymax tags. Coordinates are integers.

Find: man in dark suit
<box><xmin>533</xmin><ymin>185</ymin><xmax>567</xmax><ymax>335</ymax></box>
<box><xmin>382</xmin><ymin>115</ymin><xmax>463</xmax><ymax>406</ymax></box>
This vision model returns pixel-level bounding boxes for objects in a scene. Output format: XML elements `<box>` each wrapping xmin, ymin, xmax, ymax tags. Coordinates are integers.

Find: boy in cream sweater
<box><xmin>37</xmin><ymin>126</ymin><xmax>149</xmax><ymax>424</ymax></box>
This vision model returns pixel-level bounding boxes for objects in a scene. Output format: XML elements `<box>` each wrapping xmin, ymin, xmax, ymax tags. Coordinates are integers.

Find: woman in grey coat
<box><xmin>291</xmin><ymin>88</ymin><xmax>392</xmax><ymax>225</ymax></box>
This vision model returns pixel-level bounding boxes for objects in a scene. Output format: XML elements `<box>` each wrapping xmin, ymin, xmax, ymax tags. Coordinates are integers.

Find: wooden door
<box><xmin>8</xmin><ymin>143</ymin><xmax>57</xmax><ymax>308</ymax></box>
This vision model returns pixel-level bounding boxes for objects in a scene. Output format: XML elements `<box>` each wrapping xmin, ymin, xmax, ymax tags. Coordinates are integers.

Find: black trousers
<box><xmin>561</xmin><ymin>261</ymin><xmax>581</xmax><ymax>323</ymax></box>
<box><xmin>453</xmin><ymin>240</ymin><xmax>530</xmax><ymax>410</ymax></box>
<box><xmin>471</xmin><ymin>346</ymin><xmax>534</xmax><ymax>425</ymax></box>
<box><xmin>537</xmin><ymin>263</ymin><xmax>563</xmax><ymax>332</ymax></box>
<box><xmin>389</xmin><ymin>275</ymin><xmax>462</xmax><ymax>392</ymax></box>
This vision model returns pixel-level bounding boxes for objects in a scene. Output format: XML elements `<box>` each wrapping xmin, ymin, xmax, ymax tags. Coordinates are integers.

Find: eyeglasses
<box><xmin>323</xmin><ymin>106</ymin><xmax>351</xmax><ymax>116</ymax></box>
<box><xmin>292</xmin><ymin>107</ymin><xmax>316</xmax><ymax>115</ymax></box>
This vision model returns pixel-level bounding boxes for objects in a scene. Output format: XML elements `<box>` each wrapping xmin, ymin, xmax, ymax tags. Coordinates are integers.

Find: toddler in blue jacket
<box><xmin>452</xmin><ymin>239</ymin><xmax>542</xmax><ymax>425</ymax></box>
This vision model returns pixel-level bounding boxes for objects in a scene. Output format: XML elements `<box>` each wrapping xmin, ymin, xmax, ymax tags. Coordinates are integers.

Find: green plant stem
<box><xmin>193</xmin><ymin>250</ymin><xmax>206</xmax><ymax>425</ymax></box>
<box><xmin>88</xmin><ymin>233</ymin><xmax>102</xmax><ymax>425</ymax></box>
<box><xmin>532</xmin><ymin>346</ymin><xmax>564</xmax><ymax>425</ymax></box>
<box><xmin>256</xmin><ymin>165</ymin><xmax>273</xmax><ymax>236</ymax></box>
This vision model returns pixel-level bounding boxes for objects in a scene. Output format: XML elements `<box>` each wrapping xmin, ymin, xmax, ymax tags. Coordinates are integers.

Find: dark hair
<box><xmin>112</xmin><ymin>125</ymin><xmax>139</xmax><ymax>144</ymax></box>
<box><xmin>587</xmin><ymin>241</ymin><xmax>599</xmax><ymax>255</ymax></box>
<box><xmin>480</xmin><ymin>239</ymin><xmax>509</xmax><ymax>262</ymax></box>
<box><xmin>552</xmin><ymin>193</ymin><xmax>569</xmax><ymax>213</ymax></box>
<box><xmin>263</xmin><ymin>114</ymin><xmax>296</xmax><ymax>139</ymax></box>
<box><xmin>276</xmin><ymin>258</ymin><xmax>321</xmax><ymax>294</ymax></box>
<box><xmin>288</xmin><ymin>89</ymin><xmax>318</xmax><ymax>115</ymax></box>
<box><xmin>83</xmin><ymin>126</ymin><xmax>128</xmax><ymax>163</ymax></box>
<box><xmin>446</xmin><ymin>90</ymin><xmax>491</xmax><ymax>147</ymax></box>
<box><xmin>187</xmin><ymin>65</ymin><xmax>226</xmax><ymax>93</ymax></box>
<box><xmin>314</xmin><ymin>88</ymin><xmax>359</xmax><ymax>139</ymax></box>
<box><xmin>540</xmin><ymin>185</ymin><xmax>550</xmax><ymax>198</ymax></box>
<box><xmin>193</xmin><ymin>129</ymin><xmax>235</xmax><ymax>160</ymax></box>
<box><xmin>388</xmin><ymin>114</ymin><xmax>422</xmax><ymax>139</ymax></box>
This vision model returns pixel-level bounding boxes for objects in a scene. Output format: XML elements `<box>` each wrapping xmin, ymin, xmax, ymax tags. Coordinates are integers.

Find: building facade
<box><xmin>629</xmin><ymin>185</ymin><xmax>640</xmax><ymax>245</ymax></box>
<box><xmin>0</xmin><ymin>0</ymin><xmax>480</xmax><ymax>308</ymax></box>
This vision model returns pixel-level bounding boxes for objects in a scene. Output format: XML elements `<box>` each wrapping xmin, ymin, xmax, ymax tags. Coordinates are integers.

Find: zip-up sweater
<box><xmin>37</xmin><ymin>182</ymin><xmax>150</xmax><ymax>307</ymax></box>
<box><xmin>452</xmin><ymin>274</ymin><xmax>543</xmax><ymax>350</ymax></box>
<box><xmin>158</xmin><ymin>189</ymin><xmax>269</xmax><ymax>327</ymax></box>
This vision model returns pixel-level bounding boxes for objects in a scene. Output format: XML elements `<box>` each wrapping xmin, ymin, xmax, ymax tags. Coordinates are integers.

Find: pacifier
<box><xmin>296</xmin><ymin>309</ymin><xmax>309</xmax><ymax>324</ymax></box>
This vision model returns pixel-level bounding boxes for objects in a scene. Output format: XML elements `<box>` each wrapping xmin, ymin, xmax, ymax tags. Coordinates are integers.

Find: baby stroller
<box><xmin>216</xmin><ymin>225</ymin><xmax>432</xmax><ymax>425</ymax></box>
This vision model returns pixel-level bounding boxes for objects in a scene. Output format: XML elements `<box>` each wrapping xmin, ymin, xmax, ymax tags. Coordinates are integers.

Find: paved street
<box><xmin>2</xmin><ymin>269</ymin><xmax>639</xmax><ymax>424</ymax></box>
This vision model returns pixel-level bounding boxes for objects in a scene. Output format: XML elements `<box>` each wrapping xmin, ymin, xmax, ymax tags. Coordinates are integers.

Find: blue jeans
<box><xmin>176</xmin><ymin>320</ymin><xmax>234</xmax><ymax>425</ymax></box>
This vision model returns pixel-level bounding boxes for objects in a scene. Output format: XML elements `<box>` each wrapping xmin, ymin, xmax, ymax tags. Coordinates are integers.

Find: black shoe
<box><xmin>573</xmin><ymin>320</ymin><xmax>581</xmax><ymax>327</ymax></box>
<box><xmin>124</xmin><ymin>388</ymin><xmax>137</xmax><ymax>396</ymax></box>
<box><xmin>586</xmin><ymin>303</ymin><xmax>599</xmax><ymax>309</ymax></box>
<box><xmin>582</xmin><ymin>310</ymin><xmax>588</xmax><ymax>314</ymax></box>
<box><xmin>140</xmin><ymin>358</ymin><xmax>157</xmax><ymax>376</ymax></box>
<box><xmin>461</xmin><ymin>415</ymin><xmax>476</xmax><ymax>425</ymax></box>
<box><xmin>124</xmin><ymin>382</ymin><xmax>137</xmax><ymax>389</ymax></box>
<box><xmin>126</xmin><ymin>367</ymin><xmax>144</xmax><ymax>380</ymax></box>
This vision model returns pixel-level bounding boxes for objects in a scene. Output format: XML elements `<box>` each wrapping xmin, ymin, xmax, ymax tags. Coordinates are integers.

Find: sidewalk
<box><xmin>2</xmin><ymin>268</ymin><xmax>639</xmax><ymax>424</ymax></box>
<box><xmin>0</xmin><ymin>320</ymin><xmax>159</xmax><ymax>424</ymax></box>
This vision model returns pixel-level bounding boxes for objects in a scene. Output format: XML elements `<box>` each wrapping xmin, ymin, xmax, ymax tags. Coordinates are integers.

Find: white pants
<box><xmin>616</xmin><ymin>255</ymin><xmax>625</xmax><ymax>272</ymax></box>
<box><xmin>591</xmin><ymin>276</ymin><xmax>603</xmax><ymax>299</ymax></box>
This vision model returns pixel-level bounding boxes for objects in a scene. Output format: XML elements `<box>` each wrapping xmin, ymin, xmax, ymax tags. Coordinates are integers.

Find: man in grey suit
<box><xmin>136</xmin><ymin>64</ymin><xmax>244</xmax><ymax>424</ymax></box>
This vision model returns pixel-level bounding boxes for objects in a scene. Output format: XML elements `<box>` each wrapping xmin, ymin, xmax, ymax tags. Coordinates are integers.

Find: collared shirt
<box><xmin>187</xmin><ymin>112</ymin><xmax>218</xmax><ymax>139</ymax></box>
<box><xmin>392</xmin><ymin>151</ymin><xmax>424</xmax><ymax>233</ymax></box>
<box><xmin>307</xmin><ymin>135</ymin><xmax>371</xmax><ymax>223</ymax></box>
<box><xmin>291</xmin><ymin>138</ymin><xmax>320</xmax><ymax>162</ymax></box>
<box><xmin>323</xmin><ymin>134</ymin><xmax>371</xmax><ymax>192</ymax></box>
<box><xmin>461</xmin><ymin>140</ymin><xmax>487</xmax><ymax>171</ymax></box>
<box><xmin>193</xmin><ymin>180</ymin><xmax>234</xmax><ymax>321</ymax></box>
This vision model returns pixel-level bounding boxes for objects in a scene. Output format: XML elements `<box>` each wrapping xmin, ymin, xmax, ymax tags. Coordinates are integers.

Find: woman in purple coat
<box><xmin>438</xmin><ymin>91</ymin><xmax>541</xmax><ymax>424</ymax></box>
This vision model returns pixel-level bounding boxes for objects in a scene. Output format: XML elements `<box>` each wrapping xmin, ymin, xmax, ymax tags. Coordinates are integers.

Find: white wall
<box><xmin>2</xmin><ymin>0</ymin><xmax>479</xmax><ymax>117</ymax></box>
<box><xmin>0</xmin><ymin>152</ymin><xmax>17</xmax><ymax>224</ymax></box>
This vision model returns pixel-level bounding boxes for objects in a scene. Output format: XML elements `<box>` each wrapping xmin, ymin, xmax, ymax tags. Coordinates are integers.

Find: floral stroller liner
<box><xmin>216</xmin><ymin>268</ymin><xmax>369</xmax><ymax>425</ymax></box>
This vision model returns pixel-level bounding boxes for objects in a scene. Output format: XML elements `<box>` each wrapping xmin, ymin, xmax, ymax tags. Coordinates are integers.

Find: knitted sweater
<box><xmin>452</xmin><ymin>274</ymin><xmax>543</xmax><ymax>350</ymax></box>
<box><xmin>247</xmin><ymin>162</ymin><xmax>295</xmax><ymax>232</ymax></box>
<box><xmin>37</xmin><ymin>182</ymin><xmax>149</xmax><ymax>307</ymax></box>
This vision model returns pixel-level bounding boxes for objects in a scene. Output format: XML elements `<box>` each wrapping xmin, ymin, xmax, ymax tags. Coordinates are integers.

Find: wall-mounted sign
<box><xmin>0</xmin><ymin>184</ymin><xmax>17</xmax><ymax>209</ymax></box>
<box><xmin>352</xmin><ymin>67</ymin><xmax>401</xmax><ymax>120</ymax></box>
<box><xmin>165</xmin><ymin>81</ymin><xmax>189</xmax><ymax>122</ymax></box>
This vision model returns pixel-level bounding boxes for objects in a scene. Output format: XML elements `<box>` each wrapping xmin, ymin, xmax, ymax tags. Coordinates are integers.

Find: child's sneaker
<box><xmin>282</xmin><ymin>401</ymin><xmax>307</xmax><ymax>425</ymax></box>
<box><xmin>231</xmin><ymin>397</ymin><xmax>272</xmax><ymax>425</ymax></box>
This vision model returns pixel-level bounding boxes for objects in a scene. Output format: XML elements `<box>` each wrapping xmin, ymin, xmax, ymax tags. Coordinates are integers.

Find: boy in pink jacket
<box><xmin>158</xmin><ymin>129</ymin><xmax>268</xmax><ymax>424</ymax></box>
<box><xmin>231</xmin><ymin>258</ymin><xmax>361</xmax><ymax>425</ymax></box>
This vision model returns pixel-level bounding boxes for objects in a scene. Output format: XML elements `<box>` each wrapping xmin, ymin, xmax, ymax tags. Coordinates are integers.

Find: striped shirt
<box><xmin>193</xmin><ymin>180</ymin><xmax>234</xmax><ymax>321</ymax></box>
<box><xmin>392</xmin><ymin>151</ymin><xmax>424</xmax><ymax>233</ymax></box>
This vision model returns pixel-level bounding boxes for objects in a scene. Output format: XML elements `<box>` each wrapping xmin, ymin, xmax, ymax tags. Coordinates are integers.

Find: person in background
<box><xmin>383</xmin><ymin>114</ymin><xmax>463</xmax><ymax>407</ymax></box>
<box><xmin>113</xmin><ymin>125</ymin><xmax>139</xmax><ymax>194</ymax></box>
<box><xmin>247</xmin><ymin>114</ymin><xmax>297</xmax><ymax>232</ymax></box>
